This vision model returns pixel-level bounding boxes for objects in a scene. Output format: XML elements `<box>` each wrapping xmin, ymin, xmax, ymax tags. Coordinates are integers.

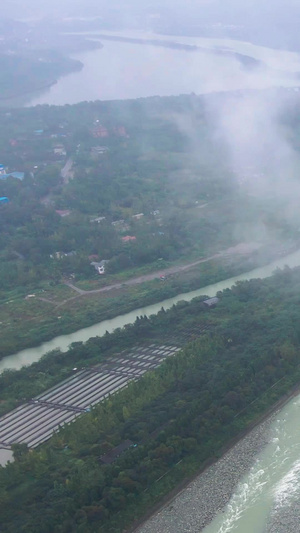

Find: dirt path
<box><xmin>61</xmin><ymin>157</ymin><xmax>73</xmax><ymax>185</ymax></box>
<box><xmin>37</xmin><ymin>297</ymin><xmax>57</xmax><ymax>305</ymax></box>
<box><xmin>64</xmin><ymin>255</ymin><xmax>219</xmax><ymax>296</ymax></box>
<box><xmin>64</xmin><ymin>282</ymin><xmax>85</xmax><ymax>294</ymax></box>
<box><xmin>64</xmin><ymin>242</ymin><xmax>261</xmax><ymax>298</ymax></box>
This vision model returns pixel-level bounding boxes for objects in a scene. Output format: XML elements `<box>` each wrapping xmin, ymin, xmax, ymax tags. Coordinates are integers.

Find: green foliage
<box><xmin>0</xmin><ymin>93</ymin><xmax>239</xmax><ymax>295</ymax></box>
<box><xmin>1</xmin><ymin>93</ymin><xmax>299</xmax><ymax>357</ymax></box>
<box><xmin>0</xmin><ymin>49</ymin><xmax>82</xmax><ymax>100</ymax></box>
<box><xmin>1</xmin><ymin>268</ymin><xmax>300</xmax><ymax>531</ymax></box>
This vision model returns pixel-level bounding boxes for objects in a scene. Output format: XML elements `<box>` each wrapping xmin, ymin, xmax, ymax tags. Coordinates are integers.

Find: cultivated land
<box><xmin>2</xmin><ymin>267</ymin><xmax>300</xmax><ymax>532</ymax></box>
<box><xmin>0</xmin><ymin>344</ymin><xmax>180</xmax><ymax>450</ymax></box>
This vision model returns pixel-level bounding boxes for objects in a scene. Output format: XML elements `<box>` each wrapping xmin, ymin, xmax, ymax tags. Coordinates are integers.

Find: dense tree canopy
<box><xmin>1</xmin><ymin>267</ymin><xmax>300</xmax><ymax>531</ymax></box>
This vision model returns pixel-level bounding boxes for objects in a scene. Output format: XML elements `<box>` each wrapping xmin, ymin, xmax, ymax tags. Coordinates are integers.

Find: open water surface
<box><xmin>18</xmin><ymin>31</ymin><xmax>300</xmax><ymax>107</ymax></box>
<box><xmin>203</xmin><ymin>396</ymin><xmax>300</xmax><ymax>533</ymax></box>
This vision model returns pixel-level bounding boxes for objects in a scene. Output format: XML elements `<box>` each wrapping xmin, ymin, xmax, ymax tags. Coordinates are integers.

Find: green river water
<box><xmin>203</xmin><ymin>396</ymin><xmax>300</xmax><ymax>533</ymax></box>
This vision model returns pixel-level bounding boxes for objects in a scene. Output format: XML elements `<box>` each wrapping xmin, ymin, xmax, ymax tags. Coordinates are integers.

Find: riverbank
<box><xmin>0</xmin><ymin>241</ymin><xmax>295</xmax><ymax>363</ymax></box>
<box><xmin>0</xmin><ymin>80</ymin><xmax>58</xmax><ymax>102</ymax></box>
<box><xmin>0</xmin><ymin>51</ymin><xmax>83</xmax><ymax>107</ymax></box>
<box><xmin>91</xmin><ymin>33</ymin><xmax>262</xmax><ymax>69</ymax></box>
<box><xmin>3</xmin><ymin>259</ymin><xmax>300</xmax><ymax>415</ymax></box>
<box><xmin>135</xmin><ymin>385</ymin><xmax>300</xmax><ymax>533</ymax></box>
<box><xmin>0</xmin><ymin>245</ymin><xmax>260</xmax><ymax>361</ymax></box>
<box><xmin>2</xmin><ymin>268</ymin><xmax>300</xmax><ymax>531</ymax></box>
<box><xmin>136</xmin><ymin>420</ymin><xmax>275</xmax><ymax>533</ymax></box>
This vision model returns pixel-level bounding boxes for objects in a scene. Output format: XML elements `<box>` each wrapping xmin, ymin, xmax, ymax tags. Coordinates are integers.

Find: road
<box><xmin>61</xmin><ymin>157</ymin><xmax>73</xmax><ymax>184</ymax></box>
<box><xmin>40</xmin><ymin>158</ymin><xmax>73</xmax><ymax>208</ymax></box>
<box><xmin>64</xmin><ymin>242</ymin><xmax>262</xmax><ymax>297</ymax></box>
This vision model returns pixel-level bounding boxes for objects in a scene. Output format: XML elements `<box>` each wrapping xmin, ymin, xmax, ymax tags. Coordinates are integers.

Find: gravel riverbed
<box><xmin>136</xmin><ymin>416</ymin><xmax>276</xmax><ymax>533</ymax></box>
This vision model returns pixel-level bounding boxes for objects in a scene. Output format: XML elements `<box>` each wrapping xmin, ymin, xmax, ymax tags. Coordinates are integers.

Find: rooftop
<box><xmin>122</xmin><ymin>235</ymin><xmax>137</xmax><ymax>243</ymax></box>
<box><xmin>203</xmin><ymin>297</ymin><xmax>220</xmax><ymax>307</ymax></box>
<box><xmin>0</xmin><ymin>171</ymin><xmax>24</xmax><ymax>181</ymax></box>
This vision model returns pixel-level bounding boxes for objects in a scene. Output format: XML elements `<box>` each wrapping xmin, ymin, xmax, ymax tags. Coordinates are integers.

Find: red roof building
<box><xmin>122</xmin><ymin>235</ymin><xmax>136</xmax><ymax>243</ymax></box>
<box><xmin>56</xmin><ymin>209</ymin><xmax>71</xmax><ymax>217</ymax></box>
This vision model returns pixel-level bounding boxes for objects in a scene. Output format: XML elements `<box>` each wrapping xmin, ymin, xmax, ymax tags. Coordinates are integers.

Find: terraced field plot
<box><xmin>0</xmin><ymin>344</ymin><xmax>180</xmax><ymax>449</ymax></box>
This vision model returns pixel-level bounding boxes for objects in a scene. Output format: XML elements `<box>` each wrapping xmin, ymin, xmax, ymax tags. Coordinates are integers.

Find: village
<box><xmin>0</xmin><ymin>101</ymin><xmax>197</xmax><ymax>290</ymax></box>
<box><xmin>1</xmin><ymin>93</ymin><xmax>299</xmax><ymax>300</ymax></box>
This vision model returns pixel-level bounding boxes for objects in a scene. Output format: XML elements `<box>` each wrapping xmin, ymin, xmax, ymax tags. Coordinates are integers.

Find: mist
<box><xmin>2</xmin><ymin>0</ymin><xmax>300</xmax><ymax>239</ymax></box>
<box><xmin>2</xmin><ymin>0</ymin><xmax>300</xmax><ymax>46</ymax></box>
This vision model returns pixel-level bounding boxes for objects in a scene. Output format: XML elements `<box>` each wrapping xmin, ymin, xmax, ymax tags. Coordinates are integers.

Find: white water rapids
<box><xmin>203</xmin><ymin>396</ymin><xmax>300</xmax><ymax>533</ymax></box>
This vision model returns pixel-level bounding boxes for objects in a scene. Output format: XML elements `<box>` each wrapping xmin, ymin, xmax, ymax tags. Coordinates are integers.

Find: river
<box><xmin>2</xmin><ymin>248</ymin><xmax>300</xmax><ymax>374</ymax></box>
<box><xmin>2</xmin><ymin>259</ymin><xmax>300</xmax><ymax>514</ymax></box>
<box><xmin>2</xmin><ymin>259</ymin><xmax>300</xmax><ymax>518</ymax></box>
<box><xmin>4</xmin><ymin>29</ymin><xmax>300</xmax><ymax>526</ymax></box>
<box><xmin>137</xmin><ymin>393</ymin><xmax>300</xmax><ymax>533</ymax></box>
<box><xmin>22</xmin><ymin>31</ymin><xmax>300</xmax><ymax>107</ymax></box>
<box><xmin>202</xmin><ymin>395</ymin><xmax>300</xmax><ymax>533</ymax></box>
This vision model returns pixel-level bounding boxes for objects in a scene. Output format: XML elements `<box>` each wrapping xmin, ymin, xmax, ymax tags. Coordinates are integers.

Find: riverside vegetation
<box><xmin>0</xmin><ymin>18</ymin><xmax>103</xmax><ymax>103</ymax></box>
<box><xmin>1</xmin><ymin>91</ymin><xmax>300</xmax><ymax>357</ymax></box>
<box><xmin>0</xmin><ymin>246</ymin><xmax>279</xmax><ymax>359</ymax></box>
<box><xmin>1</xmin><ymin>266</ymin><xmax>300</xmax><ymax>531</ymax></box>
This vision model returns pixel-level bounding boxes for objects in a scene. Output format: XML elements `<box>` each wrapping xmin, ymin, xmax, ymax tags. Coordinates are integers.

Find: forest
<box><xmin>1</xmin><ymin>266</ymin><xmax>300</xmax><ymax>532</ymax></box>
<box><xmin>0</xmin><ymin>18</ymin><xmax>102</xmax><ymax>102</ymax></box>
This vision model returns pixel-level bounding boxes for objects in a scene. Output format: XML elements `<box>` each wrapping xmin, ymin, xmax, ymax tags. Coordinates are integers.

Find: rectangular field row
<box><xmin>0</xmin><ymin>344</ymin><xmax>180</xmax><ymax>449</ymax></box>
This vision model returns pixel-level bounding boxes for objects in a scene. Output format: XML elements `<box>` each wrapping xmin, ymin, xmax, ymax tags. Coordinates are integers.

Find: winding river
<box><xmin>2</xmin><ymin>248</ymin><xmax>300</xmax><ymax>374</ymax></box>
<box><xmin>21</xmin><ymin>31</ymin><xmax>300</xmax><ymax>107</ymax></box>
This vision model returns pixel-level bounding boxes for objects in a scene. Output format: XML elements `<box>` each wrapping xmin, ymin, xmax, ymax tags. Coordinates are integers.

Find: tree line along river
<box><xmin>2</xmin><ymin>249</ymin><xmax>300</xmax><ymax>529</ymax></box>
<box><xmin>3</xmin><ymin>29</ymin><xmax>300</xmax><ymax>528</ymax></box>
<box><xmin>2</xmin><ymin>248</ymin><xmax>300</xmax><ymax>373</ymax></box>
